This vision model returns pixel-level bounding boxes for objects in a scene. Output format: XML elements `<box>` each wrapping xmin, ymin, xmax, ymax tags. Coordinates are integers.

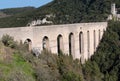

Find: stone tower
<box><xmin>111</xmin><ymin>3</ymin><xmax>117</xmax><ymax>16</ymax></box>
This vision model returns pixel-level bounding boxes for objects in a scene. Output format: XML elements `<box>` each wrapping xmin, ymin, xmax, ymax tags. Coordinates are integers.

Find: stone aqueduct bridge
<box><xmin>0</xmin><ymin>22</ymin><xmax>107</xmax><ymax>62</ymax></box>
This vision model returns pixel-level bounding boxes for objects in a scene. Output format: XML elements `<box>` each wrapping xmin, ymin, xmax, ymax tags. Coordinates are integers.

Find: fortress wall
<box><xmin>0</xmin><ymin>22</ymin><xmax>107</xmax><ymax>62</ymax></box>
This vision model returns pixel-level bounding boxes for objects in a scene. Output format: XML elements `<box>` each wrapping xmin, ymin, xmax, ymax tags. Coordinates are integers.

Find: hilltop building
<box><xmin>108</xmin><ymin>3</ymin><xmax>120</xmax><ymax>21</ymax></box>
<box><xmin>27</xmin><ymin>14</ymin><xmax>53</xmax><ymax>26</ymax></box>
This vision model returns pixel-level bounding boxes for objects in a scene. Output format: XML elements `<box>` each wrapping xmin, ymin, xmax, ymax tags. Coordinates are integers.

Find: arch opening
<box><xmin>87</xmin><ymin>31</ymin><xmax>90</xmax><ymax>58</ymax></box>
<box><xmin>42</xmin><ymin>36</ymin><xmax>50</xmax><ymax>50</ymax></box>
<box><xmin>93</xmin><ymin>30</ymin><xmax>96</xmax><ymax>51</ymax></box>
<box><xmin>79</xmin><ymin>32</ymin><xmax>84</xmax><ymax>54</ymax></box>
<box><xmin>24</xmin><ymin>39</ymin><xmax>32</xmax><ymax>51</ymax></box>
<box><xmin>69</xmin><ymin>33</ymin><xmax>75</xmax><ymax>56</ymax></box>
<box><xmin>98</xmin><ymin>29</ymin><xmax>101</xmax><ymax>42</ymax></box>
<box><xmin>57</xmin><ymin>34</ymin><xmax>64</xmax><ymax>54</ymax></box>
<box><xmin>103</xmin><ymin>29</ymin><xmax>105</xmax><ymax>32</ymax></box>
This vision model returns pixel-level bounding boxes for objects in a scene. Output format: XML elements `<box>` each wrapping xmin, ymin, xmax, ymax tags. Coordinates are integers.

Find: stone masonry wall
<box><xmin>0</xmin><ymin>22</ymin><xmax>107</xmax><ymax>62</ymax></box>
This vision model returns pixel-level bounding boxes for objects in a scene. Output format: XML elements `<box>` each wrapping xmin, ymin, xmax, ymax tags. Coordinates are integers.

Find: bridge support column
<box><xmin>89</xmin><ymin>30</ymin><xmax>94</xmax><ymax>57</ymax></box>
<box><xmin>49</xmin><ymin>39</ymin><xmax>58</xmax><ymax>54</ymax></box>
<box><xmin>63</xmin><ymin>35</ymin><xmax>69</xmax><ymax>55</ymax></box>
<box><xmin>96</xmin><ymin>30</ymin><xmax>99</xmax><ymax>50</ymax></box>
<box><xmin>74</xmin><ymin>32</ymin><xmax>80</xmax><ymax>60</ymax></box>
<box><xmin>83</xmin><ymin>31</ymin><xmax>88</xmax><ymax>61</ymax></box>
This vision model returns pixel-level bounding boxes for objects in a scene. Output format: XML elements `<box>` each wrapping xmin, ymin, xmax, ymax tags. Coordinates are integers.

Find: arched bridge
<box><xmin>0</xmin><ymin>22</ymin><xmax>107</xmax><ymax>62</ymax></box>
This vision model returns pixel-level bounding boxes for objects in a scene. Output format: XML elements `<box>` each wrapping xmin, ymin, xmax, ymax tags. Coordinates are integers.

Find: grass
<box><xmin>12</xmin><ymin>52</ymin><xmax>35</xmax><ymax>76</ymax></box>
<box><xmin>0</xmin><ymin>45</ymin><xmax>35</xmax><ymax>81</ymax></box>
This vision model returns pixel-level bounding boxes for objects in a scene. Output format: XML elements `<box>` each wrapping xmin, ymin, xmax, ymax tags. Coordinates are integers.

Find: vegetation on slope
<box><xmin>0</xmin><ymin>21</ymin><xmax>120</xmax><ymax>81</ymax></box>
<box><xmin>0</xmin><ymin>0</ymin><xmax>120</xmax><ymax>81</ymax></box>
<box><xmin>0</xmin><ymin>0</ymin><xmax>120</xmax><ymax>27</ymax></box>
<box><xmin>0</xmin><ymin>34</ymin><xmax>84</xmax><ymax>81</ymax></box>
<box><xmin>0</xmin><ymin>7</ymin><xmax>36</xmax><ymax>27</ymax></box>
<box><xmin>81</xmin><ymin>21</ymin><xmax>120</xmax><ymax>81</ymax></box>
<box><xmin>90</xmin><ymin>21</ymin><xmax>120</xmax><ymax>81</ymax></box>
<box><xmin>0</xmin><ymin>7</ymin><xmax>35</xmax><ymax>15</ymax></box>
<box><xmin>0</xmin><ymin>42</ymin><xmax>35</xmax><ymax>81</ymax></box>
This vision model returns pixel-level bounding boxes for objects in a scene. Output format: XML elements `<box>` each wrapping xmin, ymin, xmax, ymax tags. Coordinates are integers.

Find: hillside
<box><xmin>0</xmin><ymin>7</ymin><xmax>36</xmax><ymax>27</ymax></box>
<box><xmin>90</xmin><ymin>21</ymin><xmax>120</xmax><ymax>81</ymax></box>
<box><xmin>0</xmin><ymin>0</ymin><xmax>120</xmax><ymax>81</ymax></box>
<box><xmin>0</xmin><ymin>21</ymin><xmax>120</xmax><ymax>81</ymax></box>
<box><xmin>0</xmin><ymin>7</ymin><xmax>36</xmax><ymax>16</ymax></box>
<box><xmin>0</xmin><ymin>7</ymin><xmax>36</xmax><ymax>18</ymax></box>
<box><xmin>0</xmin><ymin>0</ymin><xmax>120</xmax><ymax>27</ymax></box>
<box><xmin>0</xmin><ymin>11</ymin><xmax>10</xmax><ymax>18</ymax></box>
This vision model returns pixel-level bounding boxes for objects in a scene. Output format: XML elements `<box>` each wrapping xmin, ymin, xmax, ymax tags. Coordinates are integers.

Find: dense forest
<box><xmin>0</xmin><ymin>0</ymin><xmax>120</xmax><ymax>27</ymax></box>
<box><xmin>0</xmin><ymin>21</ymin><xmax>120</xmax><ymax>81</ymax></box>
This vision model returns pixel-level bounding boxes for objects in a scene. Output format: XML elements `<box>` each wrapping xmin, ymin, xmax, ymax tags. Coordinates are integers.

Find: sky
<box><xmin>0</xmin><ymin>0</ymin><xmax>53</xmax><ymax>9</ymax></box>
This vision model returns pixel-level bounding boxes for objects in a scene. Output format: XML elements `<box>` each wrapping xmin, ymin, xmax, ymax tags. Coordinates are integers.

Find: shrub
<box><xmin>2</xmin><ymin>34</ymin><xmax>17</xmax><ymax>48</ymax></box>
<box><xmin>34</xmin><ymin>51</ymin><xmax>60</xmax><ymax>81</ymax></box>
<box><xmin>62</xmin><ymin>71</ymin><xmax>82</xmax><ymax>81</ymax></box>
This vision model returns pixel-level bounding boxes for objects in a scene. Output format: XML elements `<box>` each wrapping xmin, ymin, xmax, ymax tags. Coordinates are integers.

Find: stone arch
<box><xmin>87</xmin><ymin>31</ymin><xmax>90</xmax><ymax>58</ymax></box>
<box><xmin>93</xmin><ymin>30</ymin><xmax>96</xmax><ymax>51</ymax></box>
<box><xmin>69</xmin><ymin>32</ymin><xmax>75</xmax><ymax>56</ymax></box>
<box><xmin>79</xmin><ymin>31</ymin><xmax>84</xmax><ymax>54</ymax></box>
<box><xmin>24</xmin><ymin>38</ymin><xmax>32</xmax><ymax>51</ymax></box>
<box><xmin>57</xmin><ymin>34</ymin><xmax>64</xmax><ymax>54</ymax></box>
<box><xmin>42</xmin><ymin>36</ymin><xmax>50</xmax><ymax>50</ymax></box>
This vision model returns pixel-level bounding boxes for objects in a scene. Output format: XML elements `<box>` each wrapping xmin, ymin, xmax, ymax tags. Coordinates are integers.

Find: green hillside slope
<box><xmin>90</xmin><ymin>21</ymin><xmax>120</xmax><ymax>81</ymax></box>
<box><xmin>0</xmin><ymin>7</ymin><xmax>35</xmax><ymax>15</ymax></box>
<box><xmin>0</xmin><ymin>21</ymin><xmax>120</xmax><ymax>81</ymax></box>
<box><xmin>0</xmin><ymin>0</ymin><xmax>120</xmax><ymax>27</ymax></box>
